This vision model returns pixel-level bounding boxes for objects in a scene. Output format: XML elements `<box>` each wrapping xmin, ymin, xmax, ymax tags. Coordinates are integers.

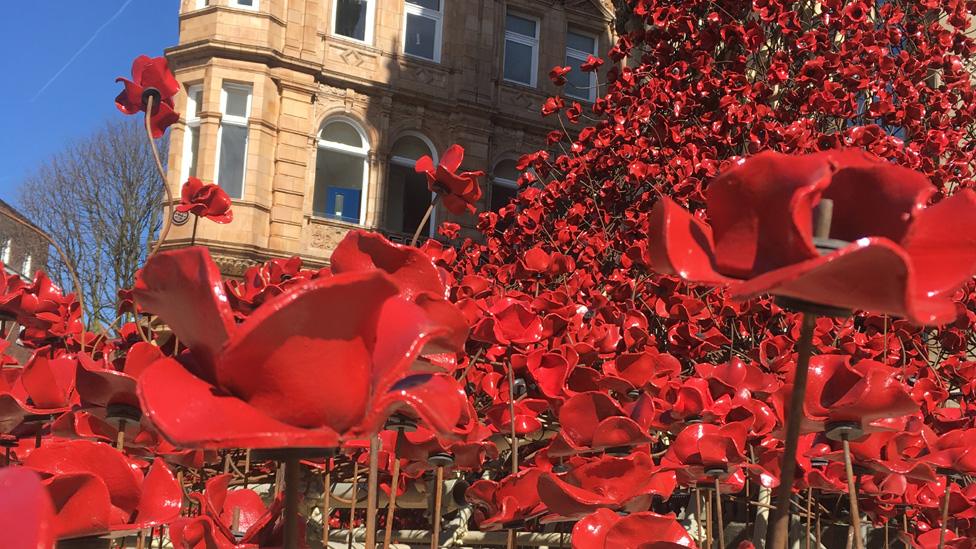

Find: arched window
<box><xmin>314</xmin><ymin>119</ymin><xmax>370</xmax><ymax>224</ymax></box>
<box><xmin>384</xmin><ymin>134</ymin><xmax>436</xmax><ymax>236</ymax></box>
<box><xmin>491</xmin><ymin>159</ymin><xmax>520</xmax><ymax>211</ymax></box>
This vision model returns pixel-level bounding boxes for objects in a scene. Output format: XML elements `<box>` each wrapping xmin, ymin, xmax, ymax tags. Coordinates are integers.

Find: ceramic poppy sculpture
<box><xmin>0</xmin><ymin>467</ymin><xmax>55</xmax><ymax>549</ymax></box>
<box><xmin>169</xmin><ymin>474</ymin><xmax>304</xmax><ymax>549</ymax></box>
<box><xmin>25</xmin><ymin>440</ymin><xmax>181</xmax><ymax>539</ymax></box>
<box><xmin>114</xmin><ymin>55</ymin><xmax>181</xmax><ymax>138</ymax></box>
<box><xmin>415</xmin><ymin>145</ymin><xmax>485</xmax><ymax>215</ymax></box>
<box><xmin>133</xmin><ymin>237</ymin><xmax>469</xmax><ymax>449</ymax></box>
<box><xmin>647</xmin><ymin>149</ymin><xmax>976</xmax><ymax>325</ymax></box>
<box><xmin>466</xmin><ymin>468</ymin><xmax>547</xmax><ymax>529</ymax></box>
<box><xmin>571</xmin><ymin>508</ymin><xmax>698</xmax><ymax>549</ymax></box>
<box><xmin>537</xmin><ymin>452</ymin><xmax>677</xmax><ymax>519</ymax></box>
<box><xmin>177</xmin><ymin>177</ymin><xmax>234</xmax><ymax>224</ymax></box>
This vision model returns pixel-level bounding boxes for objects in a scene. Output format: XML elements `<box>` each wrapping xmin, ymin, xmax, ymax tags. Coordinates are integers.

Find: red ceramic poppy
<box><xmin>548</xmin><ymin>392</ymin><xmax>652</xmax><ymax>457</ymax></box>
<box><xmin>25</xmin><ymin>440</ymin><xmax>181</xmax><ymax>538</ymax></box>
<box><xmin>571</xmin><ymin>508</ymin><xmax>698</xmax><ymax>549</ymax></box>
<box><xmin>133</xmin><ymin>246</ymin><xmax>468</xmax><ymax>449</ymax></box>
<box><xmin>177</xmin><ymin>177</ymin><xmax>234</xmax><ymax>224</ymax></box>
<box><xmin>661</xmin><ymin>422</ymin><xmax>750</xmax><ymax>485</ymax></box>
<box><xmin>0</xmin><ymin>467</ymin><xmax>55</xmax><ymax>549</ymax></box>
<box><xmin>647</xmin><ymin>149</ymin><xmax>976</xmax><ymax>325</ymax></box>
<box><xmin>538</xmin><ymin>453</ymin><xmax>677</xmax><ymax>519</ymax></box>
<box><xmin>0</xmin><ymin>350</ymin><xmax>78</xmax><ymax>433</ymax></box>
<box><xmin>550</xmin><ymin>66</ymin><xmax>572</xmax><ymax>86</ymax></box>
<box><xmin>774</xmin><ymin>355</ymin><xmax>918</xmax><ymax>438</ymax></box>
<box><xmin>75</xmin><ymin>342</ymin><xmax>161</xmax><ymax>410</ymax></box>
<box><xmin>924</xmin><ymin>428</ymin><xmax>976</xmax><ymax>475</ymax></box>
<box><xmin>115</xmin><ymin>55</ymin><xmax>181</xmax><ymax>138</ymax></box>
<box><xmin>415</xmin><ymin>145</ymin><xmax>484</xmax><ymax>215</ymax></box>
<box><xmin>466</xmin><ymin>468</ymin><xmax>547</xmax><ymax>529</ymax></box>
<box><xmin>170</xmin><ymin>473</ymin><xmax>302</xmax><ymax>549</ymax></box>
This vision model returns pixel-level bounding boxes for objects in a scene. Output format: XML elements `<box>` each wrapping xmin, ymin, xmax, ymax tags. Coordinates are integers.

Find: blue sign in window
<box><xmin>325</xmin><ymin>188</ymin><xmax>361</xmax><ymax>223</ymax></box>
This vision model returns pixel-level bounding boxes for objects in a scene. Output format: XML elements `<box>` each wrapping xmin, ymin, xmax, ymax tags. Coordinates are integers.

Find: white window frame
<box><xmin>316</xmin><ymin>117</ymin><xmax>371</xmax><ymax>225</ymax></box>
<box><xmin>231</xmin><ymin>0</ymin><xmax>259</xmax><ymax>10</ymax></box>
<box><xmin>402</xmin><ymin>0</ymin><xmax>444</xmax><ymax>63</ymax></box>
<box><xmin>389</xmin><ymin>132</ymin><xmax>438</xmax><ymax>237</ymax></box>
<box><xmin>214</xmin><ymin>82</ymin><xmax>252</xmax><ymax>200</ymax></box>
<box><xmin>21</xmin><ymin>255</ymin><xmax>31</xmax><ymax>277</ymax></box>
<box><xmin>194</xmin><ymin>0</ymin><xmax>210</xmax><ymax>9</ymax></box>
<box><xmin>0</xmin><ymin>239</ymin><xmax>10</xmax><ymax>265</ymax></box>
<box><xmin>565</xmin><ymin>29</ymin><xmax>598</xmax><ymax>102</ymax></box>
<box><xmin>332</xmin><ymin>0</ymin><xmax>377</xmax><ymax>45</ymax></box>
<box><xmin>503</xmin><ymin>12</ymin><xmax>540</xmax><ymax>88</ymax></box>
<box><xmin>181</xmin><ymin>84</ymin><xmax>203</xmax><ymax>182</ymax></box>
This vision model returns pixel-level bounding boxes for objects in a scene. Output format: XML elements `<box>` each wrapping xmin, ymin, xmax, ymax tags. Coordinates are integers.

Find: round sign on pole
<box><xmin>172</xmin><ymin>210</ymin><xmax>190</xmax><ymax>226</ymax></box>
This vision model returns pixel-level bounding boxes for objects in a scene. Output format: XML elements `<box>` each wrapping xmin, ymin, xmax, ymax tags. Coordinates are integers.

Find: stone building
<box><xmin>0</xmin><ymin>201</ymin><xmax>49</xmax><ymax>279</ymax></box>
<box><xmin>165</xmin><ymin>0</ymin><xmax>616</xmax><ymax>274</ymax></box>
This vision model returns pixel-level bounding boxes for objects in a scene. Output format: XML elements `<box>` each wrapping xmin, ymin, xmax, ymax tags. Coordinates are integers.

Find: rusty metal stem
<box><xmin>714</xmin><ymin>479</ymin><xmax>724</xmax><ymax>549</ymax></box>
<box><xmin>410</xmin><ymin>194</ymin><xmax>439</xmax><ymax>247</ymax></box>
<box><xmin>323</xmin><ymin>464</ymin><xmax>332</xmax><ymax>548</ymax></box>
<box><xmin>143</xmin><ymin>95</ymin><xmax>175</xmax><ymax>259</ymax></box>
<box><xmin>384</xmin><ymin>435</ymin><xmax>402</xmax><ymax>549</ymax></box>
<box><xmin>431</xmin><ymin>466</ymin><xmax>444</xmax><ymax>549</ymax></box>
<box><xmin>767</xmin><ymin>313</ymin><xmax>817</xmax><ymax>549</ymax></box>
<box><xmin>366</xmin><ymin>436</ymin><xmax>379</xmax><ymax>549</ymax></box>
<box><xmin>939</xmin><ymin>477</ymin><xmax>952</xmax><ymax>549</ymax></box>
<box><xmin>506</xmin><ymin>360</ymin><xmax>518</xmax><ymax>549</ymax></box>
<box><xmin>842</xmin><ymin>438</ymin><xmax>864</xmax><ymax>549</ymax></box>
<box><xmin>282</xmin><ymin>457</ymin><xmax>301</xmax><ymax>549</ymax></box>
<box><xmin>348</xmin><ymin>458</ymin><xmax>361</xmax><ymax>549</ymax></box>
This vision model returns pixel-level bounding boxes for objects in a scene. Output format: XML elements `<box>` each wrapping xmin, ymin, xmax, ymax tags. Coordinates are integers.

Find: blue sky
<box><xmin>0</xmin><ymin>1</ymin><xmax>179</xmax><ymax>203</ymax></box>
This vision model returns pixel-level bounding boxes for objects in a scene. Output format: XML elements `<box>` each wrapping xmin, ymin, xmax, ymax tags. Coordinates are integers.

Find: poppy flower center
<box><xmin>141</xmin><ymin>87</ymin><xmax>162</xmax><ymax>111</ymax></box>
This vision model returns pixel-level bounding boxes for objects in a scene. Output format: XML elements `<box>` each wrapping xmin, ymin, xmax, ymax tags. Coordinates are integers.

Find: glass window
<box><xmin>334</xmin><ymin>0</ymin><xmax>375</xmax><ymax>43</ymax></box>
<box><xmin>504</xmin><ymin>12</ymin><xmax>538</xmax><ymax>87</ymax></box>
<box><xmin>385</xmin><ymin>135</ymin><xmax>435</xmax><ymax>235</ymax></box>
<box><xmin>404</xmin><ymin>0</ymin><xmax>443</xmax><ymax>62</ymax></box>
<box><xmin>565</xmin><ymin>30</ymin><xmax>598</xmax><ymax>101</ymax></box>
<box><xmin>491</xmin><ymin>159</ymin><xmax>520</xmax><ymax>211</ymax></box>
<box><xmin>315</xmin><ymin>120</ymin><xmax>370</xmax><ymax>224</ymax></box>
<box><xmin>216</xmin><ymin>83</ymin><xmax>251</xmax><ymax>199</ymax></box>
<box><xmin>22</xmin><ymin>255</ymin><xmax>32</xmax><ymax>277</ymax></box>
<box><xmin>1</xmin><ymin>239</ymin><xmax>10</xmax><ymax>264</ymax></box>
<box><xmin>195</xmin><ymin>0</ymin><xmax>211</xmax><ymax>8</ymax></box>
<box><xmin>182</xmin><ymin>85</ymin><xmax>203</xmax><ymax>181</ymax></box>
<box><xmin>232</xmin><ymin>0</ymin><xmax>257</xmax><ymax>8</ymax></box>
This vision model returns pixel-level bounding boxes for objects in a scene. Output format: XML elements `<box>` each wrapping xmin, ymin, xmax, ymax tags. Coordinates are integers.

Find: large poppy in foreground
<box><xmin>647</xmin><ymin>149</ymin><xmax>976</xmax><ymax>325</ymax></box>
<box><xmin>133</xmin><ymin>244</ymin><xmax>468</xmax><ymax>450</ymax></box>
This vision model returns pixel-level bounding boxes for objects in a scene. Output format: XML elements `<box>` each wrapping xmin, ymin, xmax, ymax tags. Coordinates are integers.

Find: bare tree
<box><xmin>18</xmin><ymin>118</ymin><xmax>166</xmax><ymax>328</ymax></box>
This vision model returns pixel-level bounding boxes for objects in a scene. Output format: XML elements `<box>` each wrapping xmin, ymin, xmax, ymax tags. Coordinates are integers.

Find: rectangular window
<box><xmin>504</xmin><ymin>12</ymin><xmax>539</xmax><ymax>87</ymax></box>
<box><xmin>565</xmin><ymin>30</ymin><xmax>597</xmax><ymax>101</ymax></box>
<box><xmin>215</xmin><ymin>84</ymin><xmax>251</xmax><ymax>199</ymax></box>
<box><xmin>333</xmin><ymin>0</ymin><xmax>376</xmax><ymax>44</ymax></box>
<box><xmin>232</xmin><ymin>0</ymin><xmax>257</xmax><ymax>9</ymax></box>
<box><xmin>403</xmin><ymin>0</ymin><xmax>443</xmax><ymax>62</ymax></box>
<box><xmin>182</xmin><ymin>85</ymin><xmax>203</xmax><ymax>181</ymax></box>
<box><xmin>195</xmin><ymin>0</ymin><xmax>210</xmax><ymax>9</ymax></box>
<box><xmin>0</xmin><ymin>240</ymin><xmax>10</xmax><ymax>265</ymax></box>
<box><xmin>22</xmin><ymin>255</ymin><xmax>32</xmax><ymax>277</ymax></box>
<box><xmin>313</xmin><ymin>149</ymin><xmax>365</xmax><ymax>223</ymax></box>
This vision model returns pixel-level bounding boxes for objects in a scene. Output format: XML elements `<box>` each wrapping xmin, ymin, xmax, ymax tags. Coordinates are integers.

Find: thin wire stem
<box><xmin>143</xmin><ymin>95</ymin><xmax>175</xmax><ymax>259</ymax></box>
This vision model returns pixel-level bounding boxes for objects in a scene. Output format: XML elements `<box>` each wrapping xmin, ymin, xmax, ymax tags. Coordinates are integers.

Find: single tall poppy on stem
<box><xmin>647</xmin><ymin>149</ymin><xmax>976</xmax><ymax>549</ymax></box>
<box><xmin>413</xmin><ymin>145</ymin><xmax>484</xmax><ymax>246</ymax></box>
<box><xmin>115</xmin><ymin>54</ymin><xmax>183</xmax><ymax>258</ymax></box>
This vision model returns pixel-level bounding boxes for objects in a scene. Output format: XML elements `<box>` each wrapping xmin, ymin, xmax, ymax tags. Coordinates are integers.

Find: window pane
<box><xmin>314</xmin><ymin>148</ymin><xmax>365</xmax><ymax>222</ymax></box>
<box><xmin>385</xmin><ymin>164</ymin><xmax>430</xmax><ymax>234</ymax></box>
<box><xmin>188</xmin><ymin>126</ymin><xmax>200</xmax><ymax>178</ymax></box>
<box><xmin>188</xmin><ymin>89</ymin><xmax>203</xmax><ymax>119</ymax></box>
<box><xmin>235</xmin><ymin>0</ymin><xmax>254</xmax><ymax>6</ymax></box>
<box><xmin>504</xmin><ymin>40</ymin><xmax>534</xmax><ymax>84</ymax></box>
<box><xmin>567</xmin><ymin>31</ymin><xmax>595</xmax><ymax>53</ymax></box>
<box><xmin>321</xmin><ymin>122</ymin><xmax>363</xmax><ymax>148</ymax></box>
<box><xmin>565</xmin><ymin>54</ymin><xmax>592</xmax><ymax>98</ymax></box>
<box><xmin>494</xmin><ymin>160</ymin><xmax>520</xmax><ymax>182</ymax></box>
<box><xmin>491</xmin><ymin>183</ymin><xmax>518</xmax><ymax>212</ymax></box>
<box><xmin>407</xmin><ymin>0</ymin><xmax>439</xmax><ymax>10</ymax></box>
<box><xmin>404</xmin><ymin>13</ymin><xmax>437</xmax><ymax>60</ymax></box>
<box><xmin>224</xmin><ymin>87</ymin><xmax>249</xmax><ymax>117</ymax></box>
<box><xmin>218</xmin><ymin>124</ymin><xmax>247</xmax><ymax>198</ymax></box>
<box><xmin>391</xmin><ymin>136</ymin><xmax>432</xmax><ymax>162</ymax></box>
<box><xmin>506</xmin><ymin>14</ymin><xmax>536</xmax><ymax>38</ymax></box>
<box><xmin>335</xmin><ymin>0</ymin><xmax>369</xmax><ymax>41</ymax></box>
